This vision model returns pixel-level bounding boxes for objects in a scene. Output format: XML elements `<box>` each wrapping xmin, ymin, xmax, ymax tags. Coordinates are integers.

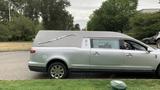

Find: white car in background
<box><xmin>156</xmin><ymin>32</ymin><xmax>160</xmax><ymax>48</ymax></box>
<box><xmin>142</xmin><ymin>35</ymin><xmax>157</xmax><ymax>44</ymax></box>
<box><xmin>29</xmin><ymin>31</ymin><xmax>160</xmax><ymax>79</ymax></box>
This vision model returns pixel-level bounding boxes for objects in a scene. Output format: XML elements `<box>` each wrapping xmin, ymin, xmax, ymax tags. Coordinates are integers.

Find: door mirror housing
<box><xmin>147</xmin><ymin>48</ymin><xmax>153</xmax><ymax>53</ymax></box>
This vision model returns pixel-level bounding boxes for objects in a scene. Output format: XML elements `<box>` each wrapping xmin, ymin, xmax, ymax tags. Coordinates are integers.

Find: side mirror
<box><xmin>147</xmin><ymin>50</ymin><xmax>151</xmax><ymax>53</ymax></box>
<box><xmin>147</xmin><ymin>48</ymin><xmax>153</xmax><ymax>53</ymax></box>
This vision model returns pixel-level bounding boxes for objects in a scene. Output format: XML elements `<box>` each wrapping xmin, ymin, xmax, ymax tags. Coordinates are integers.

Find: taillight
<box><xmin>30</xmin><ymin>48</ymin><xmax>36</xmax><ymax>53</ymax></box>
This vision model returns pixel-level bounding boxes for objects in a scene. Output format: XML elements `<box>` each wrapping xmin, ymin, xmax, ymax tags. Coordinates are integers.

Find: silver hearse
<box><xmin>29</xmin><ymin>31</ymin><xmax>160</xmax><ymax>79</ymax></box>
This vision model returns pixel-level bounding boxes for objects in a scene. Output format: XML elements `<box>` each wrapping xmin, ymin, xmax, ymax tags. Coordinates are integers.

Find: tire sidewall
<box><xmin>48</xmin><ymin>62</ymin><xmax>68</xmax><ymax>79</ymax></box>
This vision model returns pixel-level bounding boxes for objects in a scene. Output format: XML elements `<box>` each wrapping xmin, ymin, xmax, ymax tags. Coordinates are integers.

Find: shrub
<box><xmin>0</xmin><ymin>24</ymin><xmax>11</xmax><ymax>41</ymax></box>
<box><xmin>8</xmin><ymin>16</ymin><xmax>36</xmax><ymax>41</ymax></box>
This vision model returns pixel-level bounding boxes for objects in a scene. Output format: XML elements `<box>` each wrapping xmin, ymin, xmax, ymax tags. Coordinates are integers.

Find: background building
<box><xmin>140</xmin><ymin>8</ymin><xmax>160</xmax><ymax>13</ymax></box>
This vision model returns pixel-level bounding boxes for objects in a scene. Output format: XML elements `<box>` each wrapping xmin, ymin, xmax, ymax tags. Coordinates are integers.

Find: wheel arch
<box><xmin>46</xmin><ymin>58</ymin><xmax>69</xmax><ymax>71</ymax></box>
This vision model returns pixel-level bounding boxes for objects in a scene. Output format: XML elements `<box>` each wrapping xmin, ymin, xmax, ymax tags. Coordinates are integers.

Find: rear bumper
<box><xmin>28</xmin><ymin>61</ymin><xmax>47</xmax><ymax>72</ymax></box>
<box><xmin>28</xmin><ymin>66</ymin><xmax>47</xmax><ymax>72</ymax></box>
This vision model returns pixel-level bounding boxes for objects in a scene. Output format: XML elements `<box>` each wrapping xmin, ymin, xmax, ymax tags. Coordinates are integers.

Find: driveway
<box><xmin>0</xmin><ymin>51</ymin><xmax>48</xmax><ymax>80</ymax></box>
<box><xmin>0</xmin><ymin>51</ymin><xmax>157</xmax><ymax>80</ymax></box>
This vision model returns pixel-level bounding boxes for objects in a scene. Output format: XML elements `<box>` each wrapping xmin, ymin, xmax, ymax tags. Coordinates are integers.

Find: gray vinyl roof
<box><xmin>33</xmin><ymin>30</ymin><xmax>133</xmax><ymax>47</ymax></box>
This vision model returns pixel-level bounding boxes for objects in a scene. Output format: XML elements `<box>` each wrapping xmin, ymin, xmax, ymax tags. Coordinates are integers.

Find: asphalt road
<box><xmin>0</xmin><ymin>51</ymin><xmax>48</xmax><ymax>80</ymax></box>
<box><xmin>0</xmin><ymin>51</ymin><xmax>157</xmax><ymax>80</ymax></box>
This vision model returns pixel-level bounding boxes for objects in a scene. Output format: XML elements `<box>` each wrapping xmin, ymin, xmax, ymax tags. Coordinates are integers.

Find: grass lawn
<box><xmin>0</xmin><ymin>42</ymin><xmax>32</xmax><ymax>52</ymax></box>
<box><xmin>0</xmin><ymin>79</ymin><xmax>160</xmax><ymax>90</ymax></box>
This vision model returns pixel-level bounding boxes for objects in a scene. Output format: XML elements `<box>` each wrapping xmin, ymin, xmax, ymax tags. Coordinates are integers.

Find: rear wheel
<box><xmin>156</xmin><ymin>39</ymin><xmax>160</xmax><ymax>48</ymax></box>
<box><xmin>48</xmin><ymin>62</ymin><xmax>68</xmax><ymax>79</ymax></box>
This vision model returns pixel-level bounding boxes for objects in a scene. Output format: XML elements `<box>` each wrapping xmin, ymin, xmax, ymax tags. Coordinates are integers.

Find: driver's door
<box><xmin>121</xmin><ymin>40</ymin><xmax>156</xmax><ymax>70</ymax></box>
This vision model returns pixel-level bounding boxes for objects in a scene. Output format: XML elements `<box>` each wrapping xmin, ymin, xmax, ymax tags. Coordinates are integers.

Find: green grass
<box><xmin>0</xmin><ymin>79</ymin><xmax>160</xmax><ymax>90</ymax></box>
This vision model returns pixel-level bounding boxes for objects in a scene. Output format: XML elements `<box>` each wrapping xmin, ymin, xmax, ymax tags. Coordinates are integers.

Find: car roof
<box><xmin>32</xmin><ymin>30</ymin><xmax>135</xmax><ymax>47</ymax></box>
<box><xmin>38</xmin><ymin>30</ymin><xmax>131</xmax><ymax>38</ymax></box>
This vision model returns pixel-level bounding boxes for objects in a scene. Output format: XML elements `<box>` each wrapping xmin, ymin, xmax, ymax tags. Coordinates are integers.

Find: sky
<box><xmin>67</xmin><ymin>0</ymin><xmax>160</xmax><ymax>29</ymax></box>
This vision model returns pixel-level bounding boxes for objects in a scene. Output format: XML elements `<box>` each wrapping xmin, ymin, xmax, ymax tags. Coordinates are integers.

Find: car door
<box><xmin>90</xmin><ymin>38</ymin><xmax>125</xmax><ymax>70</ymax></box>
<box><xmin>120</xmin><ymin>40</ymin><xmax>156</xmax><ymax>70</ymax></box>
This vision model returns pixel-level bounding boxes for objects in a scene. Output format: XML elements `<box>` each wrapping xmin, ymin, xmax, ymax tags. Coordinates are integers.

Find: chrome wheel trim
<box><xmin>50</xmin><ymin>65</ymin><xmax>64</xmax><ymax>79</ymax></box>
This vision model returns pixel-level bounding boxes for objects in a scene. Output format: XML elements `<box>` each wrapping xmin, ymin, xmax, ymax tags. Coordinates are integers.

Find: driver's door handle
<box><xmin>125</xmin><ymin>53</ymin><xmax>132</xmax><ymax>57</ymax></box>
<box><xmin>93</xmin><ymin>51</ymin><xmax>100</xmax><ymax>56</ymax></box>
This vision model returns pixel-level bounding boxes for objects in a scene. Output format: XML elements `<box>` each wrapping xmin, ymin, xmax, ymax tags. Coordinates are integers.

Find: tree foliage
<box><xmin>0</xmin><ymin>0</ymin><xmax>9</xmax><ymax>22</ymax></box>
<box><xmin>0</xmin><ymin>24</ymin><xmax>11</xmax><ymax>41</ymax></box>
<box><xmin>128</xmin><ymin>12</ymin><xmax>160</xmax><ymax>40</ymax></box>
<box><xmin>8</xmin><ymin>16</ymin><xmax>36</xmax><ymax>41</ymax></box>
<box><xmin>87</xmin><ymin>0</ymin><xmax>137</xmax><ymax>32</ymax></box>
<box><xmin>13</xmin><ymin>0</ymin><xmax>74</xmax><ymax>30</ymax></box>
<box><xmin>0</xmin><ymin>0</ymin><xmax>74</xmax><ymax>27</ymax></box>
<box><xmin>40</xmin><ymin>0</ymin><xmax>73</xmax><ymax>30</ymax></box>
<box><xmin>0</xmin><ymin>0</ymin><xmax>74</xmax><ymax>41</ymax></box>
<box><xmin>0</xmin><ymin>16</ymin><xmax>41</xmax><ymax>41</ymax></box>
<box><xmin>24</xmin><ymin>0</ymin><xmax>41</xmax><ymax>23</ymax></box>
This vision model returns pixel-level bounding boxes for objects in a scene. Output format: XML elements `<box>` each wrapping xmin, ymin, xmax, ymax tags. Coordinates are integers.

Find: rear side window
<box><xmin>91</xmin><ymin>39</ymin><xmax>119</xmax><ymax>49</ymax></box>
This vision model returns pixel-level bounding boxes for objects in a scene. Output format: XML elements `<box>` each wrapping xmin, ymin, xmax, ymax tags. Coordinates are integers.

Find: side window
<box><xmin>91</xmin><ymin>39</ymin><xmax>119</xmax><ymax>49</ymax></box>
<box><xmin>120</xmin><ymin>40</ymin><xmax>147</xmax><ymax>51</ymax></box>
<box><xmin>129</xmin><ymin>41</ymin><xmax>147</xmax><ymax>51</ymax></box>
<box><xmin>120</xmin><ymin>40</ymin><xmax>132</xmax><ymax>50</ymax></box>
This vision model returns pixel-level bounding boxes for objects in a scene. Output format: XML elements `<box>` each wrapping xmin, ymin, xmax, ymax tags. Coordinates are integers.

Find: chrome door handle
<box><xmin>94</xmin><ymin>51</ymin><xmax>100</xmax><ymax>56</ymax></box>
<box><xmin>125</xmin><ymin>53</ymin><xmax>132</xmax><ymax>57</ymax></box>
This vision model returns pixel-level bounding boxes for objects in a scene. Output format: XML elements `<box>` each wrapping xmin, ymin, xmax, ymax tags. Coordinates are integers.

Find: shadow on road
<box><xmin>33</xmin><ymin>72</ymin><xmax>157</xmax><ymax>79</ymax></box>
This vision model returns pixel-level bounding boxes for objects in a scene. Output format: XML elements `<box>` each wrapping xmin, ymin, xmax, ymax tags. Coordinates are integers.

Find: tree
<box><xmin>0</xmin><ymin>24</ymin><xmax>11</xmax><ymax>41</ymax></box>
<box><xmin>22</xmin><ymin>0</ymin><xmax>74</xmax><ymax>30</ymax></box>
<box><xmin>0</xmin><ymin>0</ymin><xmax>9</xmax><ymax>22</ymax></box>
<box><xmin>0</xmin><ymin>0</ymin><xmax>74</xmax><ymax>30</ymax></box>
<box><xmin>0</xmin><ymin>0</ymin><xmax>26</xmax><ymax>22</ymax></box>
<box><xmin>40</xmin><ymin>0</ymin><xmax>74</xmax><ymax>30</ymax></box>
<box><xmin>24</xmin><ymin>0</ymin><xmax>41</xmax><ymax>23</ymax></box>
<box><xmin>8</xmin><ymin>16</ymin><xmax>36</xmax><ymax>41</ymax></box>
<box><xmin>0</xmin><ymin>0</ymin><xmax>74</xmax><ymax>41</ymax></box>
<box><xmin>128</xmin><ymin>12</ymin><xmax>160</xmax><ymax>40</ymax></box>
<box><xmin>87</xmin><ymin>0</ymin><xmax>137</xmax><ymax>33</ymax></box>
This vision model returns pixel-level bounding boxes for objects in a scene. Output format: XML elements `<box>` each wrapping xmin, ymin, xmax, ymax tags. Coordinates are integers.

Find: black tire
<box><xmin>156</xmin><ymin>65</ymin><xmax>160</xmax><ymax>78</ymax></box>
<box><xmin>157</xmin><ymin>39</ymin><xmax>160</xmax><ymax>48</ymax></box>
<box><xmin>48</xmin><ymin>62</ymin><xmax>68</xmax><ymax>79</ymax></box>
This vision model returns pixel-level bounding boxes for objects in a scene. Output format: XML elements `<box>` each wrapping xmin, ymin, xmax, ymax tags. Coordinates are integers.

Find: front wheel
<box><xmin>156</xmin><ymin>66</ymin><xmax>160</xmax><ymax>78</ymax></box>
<box><xmin>48</xmin><ymin>62</ymin><xmax>68</xmax><ymax>79</ymax></box>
